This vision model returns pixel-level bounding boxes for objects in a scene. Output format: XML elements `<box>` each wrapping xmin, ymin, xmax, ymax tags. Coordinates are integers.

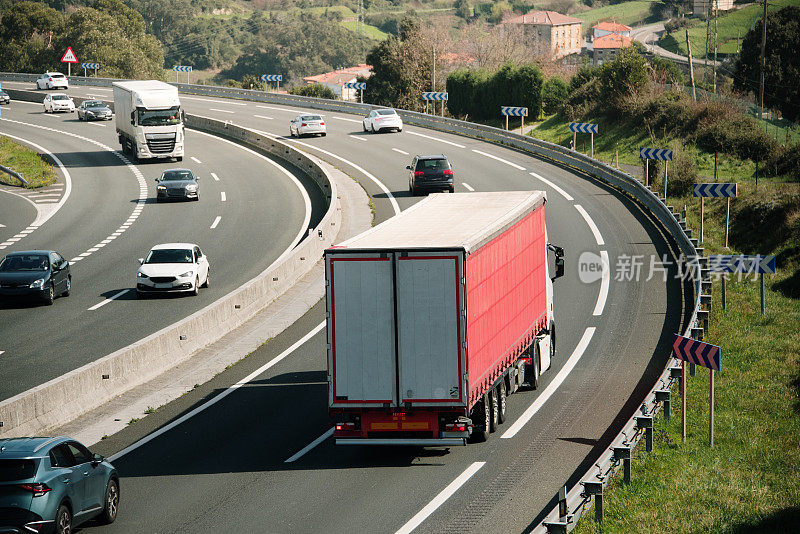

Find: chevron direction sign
<box><xmin>422</xmin><ymin>92</ymin><xmax>448</xmax><ymax>101</ymax></box>
<box><xmin>708</xmin><ymin>255</ymin><xmax>776</xmax><ymax>274</ymax></box>
<box><xmin>172</xmin><ymin>65</ymin><xmax>192</xmax><ymax>72</ymax></box>
<box><xmin>344</xmin><ymin>82</ymin><xmax>366</xmax><ymax>90</ymax></box>
<box><xmin>501</xmin><ymin>106</ymin><xmax>528</xmax><ymax>117</ymax></box>
<box><xmin>639</xmin><ymin>147</ymin><xmax>673</xmax><ymax>161</ymax></box>
<box><xmin>261</xmin><ymin>74</ymin><xmax>282</xmax><ymax>82</ymax></box>
<box><xmin>568</xmin><ymin>122</ymin><xmax>598</xmax><ymax>133</ymax></box>
<box><xmin>80</xmin><ymin>62</ymin><xmax>99</xmax><ymax>70</ymax></box>
<box><xmin>673</xmin><ymin>334</ymin><xmax>721</xmax><ymax>371</ymax></box>
<box><xmin>693</xmin><ymin>183</ymin><xmax>738</xmax><ymax>197</ymax></box>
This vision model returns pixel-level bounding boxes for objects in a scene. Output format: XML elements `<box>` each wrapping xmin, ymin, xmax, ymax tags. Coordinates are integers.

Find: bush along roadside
<box><xmin>0</xmin><ymin>136</ymin><xmax>57</xmax><ymax>188</ymax></box>
<box><xmin>572</xmin><ymin>178</ymin><xmax>800</xmax><ymax>533</ymax></box>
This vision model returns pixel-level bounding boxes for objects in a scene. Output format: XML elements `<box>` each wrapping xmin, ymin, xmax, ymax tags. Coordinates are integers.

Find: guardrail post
<box><xmin>655</xmin><ymin>389</ymin><xmax>671</xmax><ymax>419</ymax></box>
<box><xmin>670</xmin><ymin>366</ymin><xmax>683</xmax><ymax>392</ymax></box>
<box><xmin>543</xmin><ymin>521</ymin><xmax>569</xmax><ymax>534</ymax></box>
<box><xmin>558</xmin><ymin>485</ymin><xmax>568</xmax><ymax>520</ymax></box>
<box><xmin>636</xmin><ymin>415</ymin><xmax>654</xmax><ymax>451</ymax></box>
<box><xmin>613</xmin><ymin>446</ymin><xmax>631</xmax><ymax>484</ymax></box>
<box><xmin>581</xmin><ymin>481</ymin><xmax>604</xmax><ymax>523</ymax></box>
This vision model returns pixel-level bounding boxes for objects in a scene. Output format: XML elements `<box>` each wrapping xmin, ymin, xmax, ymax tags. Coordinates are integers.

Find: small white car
<box><xmin>36</xmin><ymin>72</ymin><xmax>69</xmax><ymax>90</ymax></box>
<box><xmin>363</xmin><ymin>108</ymin><xmax>403</xmax><ymax>133</ymax></box>
<box><xmin>43</xmin><ymin>93</ymin><xmax>75</xmax><ymax>113</ymax></box>
<box><xmin>136</xmin><ymin>243</ymin><xmax>210</xmax><ymax>297</ymax></box>
<box><xmin>289</xmin><ymin>114</ymin><xmax>326</xmax><ymax>138</ymax></box>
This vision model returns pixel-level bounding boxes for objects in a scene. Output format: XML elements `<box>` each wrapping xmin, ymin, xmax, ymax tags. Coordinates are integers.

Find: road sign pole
<box><xmin>94</xmin><ymin>67</ymin><xmax>98</xmax><ymax>77</ymax></box>
<box><xmin>761</xmin><ymin>273</ymin><xmax>765</xmax><ymax>315</ymax></box>
<box><xmin>68</xmin><ymin>63</ymin><xmax>70</xmax><ymax>77</ymax></box>
<box><xmin>682</xmin><ymin>360</ymin><xmax>687</xmax><ymax>443</ymax></box>
<box><xmin>725</xmin><ymin>197</ymin><xmax>730</xmax><ymax>248</ymax></box>
<box><xmin>573</xmin><ymin>131</ymin><xmax>576</xmax><ymax>151</ymax></box>
<box><xmin>83</xmin><ymin>67</ymin><xmax>87</xmax><ymax>77</ymax></box>
<box><xmin>722</xmin><ymin>275</ymin><xmax>727</xmax><ymax>310</ymax></box>
<box><xmin>701</xmin><ymin>197</ymin><xmax>705</xmax><ymax>242</ymax></box>
<box><xmin>645</xmin><ymin>159</ymin><xmax>649</xmax><ymax>188</ymax></box>
<box><xmin>521</xmin><ymin>115</ymin><xmax>525</xmax><ymax>131</ymax></box>
<box><xmin>710</xmin><ymin>369</ymin><xmax>715</xmax><ymax>447</ymax></box>
<box><xmin>360</xmin><ymin>89</ymin><xmax>363</xmax><ymax>104</ymax></box>
<box><xmin>664</xmin><ymin>160</ymin><xmax>669</xmax><ymax>198</ymax></box>
<box><xmin>505</xmin><ymin>115</ymin><xmax>508</xmax><ymax>131</ymax></box>
<box><xmin>176</xmin><ymin>70</ymin><xmax>178</xmax><ymax>83</ymax></box>
<box><xmin>590</xmin><ymin>132</ymin><xmax>594</xmax><ymax>159</ymax></box>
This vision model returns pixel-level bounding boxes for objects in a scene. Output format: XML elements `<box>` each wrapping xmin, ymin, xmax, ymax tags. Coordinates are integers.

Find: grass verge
<box><xmin>573</xmin><ymin>1</ymin><xmax>654</xmax><ymax>37</ymax></box>
<box><xmin>0</xmin><ymin>135</ymin><xmax>57</xmax><ymax>188</ymax></box>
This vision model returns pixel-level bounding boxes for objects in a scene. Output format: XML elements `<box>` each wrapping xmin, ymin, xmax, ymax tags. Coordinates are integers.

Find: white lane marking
<box><xmin>87</xmin><ymin>122</ymin><xmax>106</xmax><ymax>127</ymax></box>
<box><xmin>109</xmin><ymin>321</ymin><xmax>326</xmax><ymax>461</ymax></box>
<box><xmin>0</xmin><ymin>351</ymin><xmax>4</xmax><ymax>356</ymax></box>
<box><xmin>181</xmin><ymin>96</ymin><xmax>247</xmax><ymax>106</ymax></box>
<box><xmin>334</xmin><ymin>116</ymin><xmax>361</xmax><ymax>123</ymax></box>
<box><xmin>189</xmin><ymin>129</ymin><xmax>311</xmax><ymax>262</ymax></box>
<box><xmin>220</xmin><ymin>191</ymin><xmax>226</xmax><ymax>202</ymax></box>
<box><xmin>502</xmin><ymin>327</ymin><xmax>596</xmax><ymax>438</ymax></box>
<box><xmin>88</xmin><ymin>289</ymin><xmax>130</xmax><ymax>311</ymax></box>
<box><xmin>85</xmin><ymin>88</ymin><xmax>112</xmax><ymax>93</ymax></box>
<box><xmin>254</xmin><ymin>114</ymin><xmax>274</xmax><ymax>120</ymax></box>
<box><xmin>0</xmin><ymin>224</ymin><xmax>5</xmax><ymax>228</ymax></box>
<box><xmin>210</xmin><ymin>172</ymin><xmax>219</xmax><ymax>181</ymax></box>
<box><xmin>27</xmin><ymin>193</ymin><xmax>61</xmax><ymax>197</ymax></box>
<box><xmin>392</xmin><ymin>148</ymin><xmax>409</xmax><ymax>155</ymax></box>
<box><xmin>462</xmin><ymin>183</ymin><xmax>475</xmax><ymax>191</ymax></box>
<box><xmin>85</xmin><ymin>93</ymin><xmax>109</xmax><ymax>98</ymax></box>
<box><xmin>594</xmin><ymin>250</ymin><xmax>610</xmax><ymax>316</ymax></box>
<box><xmin>574</xmin><ymin>204</ymin><xmax>605</xmax><ymax>246</ymax></box>
<box><xmin>284</xmin><ymin>427</ymin><xmax>334</xmax><ymax>463</ymax></box>
<box><xmin>257</xmin><ymin>104</ymin><xmax>304</xmax><ymax>113</ymax></box>
<box><xmin>210</xmin><ymin>216</ymin><xmax>221</xmax><ymax>229</ymax></box>
<box><xmin>257</xmin><ymin>129</ymin><xmax>400</xmax><ymax>216</ymax></box>
<box><xmin>529</xmin><ymin>171</ymin><xmax>574</xmax><ymax>201</ymax></box>
<box><xmin>190</xmin><ymin>156</ymin><xmax>202</xmax><ymax>164</ymax></box>
<box><xmin>35</xmin><ymin>199</ymin><xmax>59</xmax><ymax>203</ymax></box>
<box><xmin>7</xmin><ymin>238</ymin><xmax>20</xmax><ymax>242</ymax></box>
<box><xmin>394</xmin><ymin>462</ymin><xmax>486</xmax><ymax>534</ymax></box>
<box><xmin>406</xmin><ymin>130</ymin><xmax>465</xmax><ymax>148</ymax></box>
<box><xmin>350</xmin><ymin>135</ymin><xmax>367</xmax><ymax>142</ymax></box>
<box><xmin>209</xmin><ymin>108</ymin><xmax>235</xmax><ymax>114</ymax></box>
<box><xmin>472</xmin><ymin>149</ymin><xmax>526</xmax><ymax>170</ymax></box>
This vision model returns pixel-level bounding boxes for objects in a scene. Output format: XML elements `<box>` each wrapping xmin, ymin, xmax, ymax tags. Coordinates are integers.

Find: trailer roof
<box><xmin>337</xmin><ymin>191</ymin><xmax>546</xmax><ymax>253</ymax></box>
<box><xmin>112</xmin><ymin>80</ymin><xmax>177</xmax><ymax>92</ymax></box>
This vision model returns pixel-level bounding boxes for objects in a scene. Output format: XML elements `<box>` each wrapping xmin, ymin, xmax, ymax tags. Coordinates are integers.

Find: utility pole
<box><xmin>712</xmin><ymin>0</ymin><xmax>718</xmax><ymax>93</ymax></box>
<box><xmin>759</xmin><ymin>0</ymin><xmax>768</xmax><ymax>120</ymax></box>
<box><xmin>432</xmin><ymin>46</ymin><xmax>436</xmax><ymax>92</ymax></box>
<box><xmin>687</xmin><ymin>29</ymin><xmax>697</xmax><ymax>101</ymax></box>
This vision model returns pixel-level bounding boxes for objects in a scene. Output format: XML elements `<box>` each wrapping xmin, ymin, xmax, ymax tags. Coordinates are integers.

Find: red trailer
<box><xmin>325</xmin><ymin>191</ymin><xmax>564</xmax><ymax>445</ymax></box>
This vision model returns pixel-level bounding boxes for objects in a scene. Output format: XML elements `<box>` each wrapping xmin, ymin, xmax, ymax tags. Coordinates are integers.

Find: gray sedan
<box><xmin>77</xmin><ymin>99</ymin><xmax>112</xmax><ymax>121</ymax></box>
<box><xmin>155</xmin><ymin>168</ymin><xmax>199</xmax><ymax>201</ymax></box>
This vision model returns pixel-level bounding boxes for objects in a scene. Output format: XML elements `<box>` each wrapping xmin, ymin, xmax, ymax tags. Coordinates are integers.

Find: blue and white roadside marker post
<box><xmin>639</xmin><ymin>147</ymin><xmax>673</xmax><ymax>196</ymax></box>
<box><xmin>673</xmin><ymin>334</ymin><xmax>722</xmax><ymax>446</ymax></box>
<box><xmin>261</xmin><ymin>74</ymin><xmax>282</xmax><ymax>93</ymax></box>
<box><xmin>343</xmin><ymin>82</ymin><xmax>366</xmax><ymax>103</ymax></box>
<box><xmin>501</xmin><ymin>106</ymin><xmax>528</xmax><ymax>132</ymax></box>
<box><xmin>422</xmin><ymin>92</ymin><xmax>447</xmax><ymax>116</ymax></box>
<box><xmin>693</xmin><ymin>183</ymin><xmax>738</xmax><ymax>247</ymax></box>
<box><xmin>568</xmin><ymin>122</ymin><xmax>598</xmax><ymax>159</ymax></box>
<box><xmin>709</xmin><ymin>254</ymin><xmax>776</xmax><ymax>316</ymax></box>
<box><xmin>81</xmin><ymin>62</ymin><xmax>99</xmax><ymax>77</ymax></box>
<box><xmin>173</xmin><ymin>65</ymin><xmax>192</xmax><ymax>84</ymax></box>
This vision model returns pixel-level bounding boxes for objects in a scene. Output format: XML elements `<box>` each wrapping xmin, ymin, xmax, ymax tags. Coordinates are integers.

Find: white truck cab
<box><xmin>113</xmin><ymin>80</ymin><xmax>184</xmax><ymax>162</ymax></box>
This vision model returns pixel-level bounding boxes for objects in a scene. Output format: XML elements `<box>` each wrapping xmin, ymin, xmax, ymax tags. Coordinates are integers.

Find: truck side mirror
<box><xmin>130</xmin><ymin>111</ymin><xmax>135</xmax><ymax>125</ymax></box>
<box><xmin>548</xmin><ymin>244</ymin><xmax>565</xmax><ymax>281</ymax></box>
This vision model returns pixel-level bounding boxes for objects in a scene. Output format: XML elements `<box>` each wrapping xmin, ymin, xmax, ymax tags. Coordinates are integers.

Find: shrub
<box><xmin>666</xmin><ymin>142</ymin><xmax>697</xmax><ymax>197</ymax></box>
<box><xmin>542</xmin><ymin>76</ymin><xmax>569</xmax><ymax>115</ymax></box>
<box><xmin>289</xmin><ymin>84</ymin><xmax>337</xmax><ymax>99</ymax></box>
<box><xmin>664</xmin><ymin>17</ymin><xmax>690</xmax><ymax>34</ymax></box>
<box><xmin>599</xmin><ymin>48</ymin><xmax>648</xmax><ymax>110</ymax></box>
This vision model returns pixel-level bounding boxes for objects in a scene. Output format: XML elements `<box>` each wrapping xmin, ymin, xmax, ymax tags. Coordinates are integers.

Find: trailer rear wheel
<box><xmin>526</xmin><ymin>348</ymin><xmax>541</xmax><ymax>390</ymax></box>
<box><xmin>489</xmin><ymin>388</ymin><xmax>499</xmax><ymax>432</ymax></box>
<box><xmin>497</xmin><ymin>381</ymin><xmax>507</xmax><ymax>424</ymax></box>
<box><xmin>469</xmin><ymin>398</ymin><xmax>491</xmax><ymax>443</ymax></box>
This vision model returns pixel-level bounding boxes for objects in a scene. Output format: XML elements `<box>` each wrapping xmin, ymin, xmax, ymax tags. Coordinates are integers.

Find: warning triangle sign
<box><xmin>61</xmin><ymin>47</ymin><xmax>78</xmax><ymax>63</ymax></box>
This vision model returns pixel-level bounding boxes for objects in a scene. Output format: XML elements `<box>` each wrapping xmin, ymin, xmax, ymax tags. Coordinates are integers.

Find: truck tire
<box><xmin>488</xmin><ymin>388</ymin><xmax>499</xmax><ymax>432</ymax></box>
<box><xmin>526</xmin><ymin>347</ymin><xmax>541</xmax><ymax>390</ymax></box>
<box><xmin>497</xmin><ymin>380</ymin><xmax>507</xmax><ymax>424</ymax></box>
<box><xmin>469</xmin><ymin>398</ymin><xmax>491</xmax><ymax>443</ymax></box>
<box><xmin>550</xmin><ymin>322</ymin><xmax>556</xmax><ymax>363</ymax></box>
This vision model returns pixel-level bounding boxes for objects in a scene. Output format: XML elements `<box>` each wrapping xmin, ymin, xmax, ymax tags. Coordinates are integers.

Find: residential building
<box><xmin>592</xmin><ymin>33</ymin><xmax>633</xmax><ymax>66</ymax></box>
<box><xmin>502</xmin><ymin>11</ymin><xmax>583</xmax><ymax>59</ymax></box>
<box><xmin>303</xmin><ymin>64</ymin><xmax>373</xmax><ymax>101</ymax></box>
<box><xmin>592</xmin><ymin>21</ymin><xmax>632</xmax><ymax>40</ymax></box>
<box><xmin>693</xmin><ymin>0</ymin><xmax>734</xmax><ymax>15</ymax></box>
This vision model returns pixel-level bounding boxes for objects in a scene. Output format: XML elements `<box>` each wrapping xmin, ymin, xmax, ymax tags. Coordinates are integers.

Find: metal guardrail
<box><xmin>0</xmin><ymin>164</ymin><xmax>27</xmax><ymax>185</ymax></box>
<box><xmin>0</xmin><ymin>73</ymin><xmax>705</xmax><ymax>530</ymax></box>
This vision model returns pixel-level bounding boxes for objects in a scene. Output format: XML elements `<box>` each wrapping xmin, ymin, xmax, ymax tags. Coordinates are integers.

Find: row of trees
<box><xmin>446</xmin><ymin>63</ymin><xmax>543</xmax><ymax>121</ymax></box>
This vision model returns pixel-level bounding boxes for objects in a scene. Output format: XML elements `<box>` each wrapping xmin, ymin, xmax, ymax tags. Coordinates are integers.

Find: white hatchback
<box><xmin>289</xmin><ymin>114</ymin><xmax>326</xmax><ymax>138</ymax></box>
<box><xmin>136</xmin><ymin>243</ymin><xmax>210</xmax><ymax>297</ymax></box>
<box><xmin>363</xmin><ymin>108</ymin><xmax>403</xmax><ymax>133</ymax></box>
<box><xmin>36</xmin><ymin>72</ymin><xmax>69</xmax><ymax>90</ymax></box>
<box><xmin>43</xmin><ymin>93</ymin><xmax>75</xmax><ymax>113</ymax></box>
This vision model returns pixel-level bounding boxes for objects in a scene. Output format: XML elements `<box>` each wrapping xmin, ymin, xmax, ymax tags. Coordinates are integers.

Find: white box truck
<box><xmin>113</xmin><ymin>80</ymin><xmax>184</xmax><ymax>161</ymax></box>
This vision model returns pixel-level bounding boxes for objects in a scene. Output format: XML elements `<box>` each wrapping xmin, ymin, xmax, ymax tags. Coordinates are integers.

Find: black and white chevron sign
<box><xmin>693</xmin><ymin>183</ymin><xmax>738</xmax><ymax>198</ymax></box>
<box><xmin>639</xmin><ymin>147</ymin><xmax>673</xmax><ymax>161</ymax></box>
<box><xmin>422</xmin><ymin>92</ymin><xmax>448</xmax><ymax>101</ymax></box>
<box><xmin>172</xmin><ymin>65</ymin><xmax>192</xmax><ymax>72</ymax></box>
<box><xmin>344</xmin><ymin>82</ymin><xmax>366</xmax><ymax>90</ymax></box>
<box><xmin>568</xmin><ymin>122</ymin><xmax>598</xmax><ymax>133</ymax></box>
<box><xmin>501</xmin><ymin>106</ymin><xmax>528</xmax><ymax>117</ymax></box>
<box><xmin>707</xmin><ymin>255</ymin><xmax>776</xmax><ymax>274</ymax></box>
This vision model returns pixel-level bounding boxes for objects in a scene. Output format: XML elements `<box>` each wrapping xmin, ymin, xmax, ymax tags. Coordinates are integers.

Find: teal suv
<box><xmin>0</xmin><ymin>437</ymin><xmax>119</xmax><ymax>534</ymax></box>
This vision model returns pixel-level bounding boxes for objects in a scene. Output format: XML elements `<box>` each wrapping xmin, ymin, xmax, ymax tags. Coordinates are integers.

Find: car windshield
<box><xmin>138</xmin><ymin>107</ymin><xmax>181</xmax><ymax>127</ymax></box>
<box><xmin>417</xmin><ymin>159</ymin><xmax>449</xmax><ymax>171</ymax></box>
<box><xmin>53</xmin><ymin>95</ymin><xmax>69</xmax><ymax>101</ymax></box>
<box><xmin>0</xmin><ymin>459</ymin><xmax>38</xmax><ymax>482</ymax></box>
<box><xmin>0</xmin><ymin>254</ymin><xmax>49</xmax><ymax>271</ymax></box>
<box><xmin>377</xmin><ymin>110</ymin><xmax>396</xmax><ymax>116</ymax></box>
<box><xmin>161</xmin><ymin>170</ymin><xmax>193</xmax><ymax>181</ymax></box>
<box><xmin>145</xmin><ymin>249</ymin><xmax>193</xmax><ymax>264</ymax></box>
<box><xmin>301</xmin><ymin>115</ymin><xmax>322</xmax><ymax>121</ymax></box>
<box><xmin>85</xmin><ymin>100</ymin><xmax>104</xmax><ymax>107</ymax></box>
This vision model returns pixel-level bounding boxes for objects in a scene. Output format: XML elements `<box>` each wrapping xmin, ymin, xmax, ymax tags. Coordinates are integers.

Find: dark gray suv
<box><xmin>407</xmin><ymin>154</ymin><xmax>454</xmax><ymax>195</ymax></box>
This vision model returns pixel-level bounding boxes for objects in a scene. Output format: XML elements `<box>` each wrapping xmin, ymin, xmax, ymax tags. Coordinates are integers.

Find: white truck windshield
<box><xmin>138</xmin><ymin>107</ymin><xmax>181</xmax><ymax>126</ymax></box>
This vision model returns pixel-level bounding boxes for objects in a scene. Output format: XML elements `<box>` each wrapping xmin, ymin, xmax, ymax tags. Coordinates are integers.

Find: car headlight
<box><xmin>137</xmin><ymin>272</ymin><xmax>148</xmax><ymax>279</ymax></box>
<box><xmin>185</xmin><ymin>184</ymin><xmax>197</xmax><ymax>191</ymax></box>
<box><xmin>30</xmin><ymin>278</ymin><xmax>46</xmax><ymax>289</ymax></box>
<box><xmin>157</xmin><ymin>185</ymin><xmax>166</xmax><ymax>191</ymax></box>
<box><xmin>178</xmin><ymin>271</ymin><xmax>194</xmax><ymax>278</ymax></box>
<box><xmin>86</xmin><ymin>110</ymin><xmax>95</xmax><ymax>116</ymax></box>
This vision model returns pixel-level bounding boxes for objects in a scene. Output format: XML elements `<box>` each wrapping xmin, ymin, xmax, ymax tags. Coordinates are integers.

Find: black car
<box><xmin>0</xmin><ymin>90</ymin><xmax>9</xmax><ymax>105</ymax></box>
<box><xmin>0</xmin><ymin>251</ymin><xmax>71</xmax><ymax>305</ymax></box>
<box><xmin>77</xmin><ymin>99</ymin><xmax>112</xmax><ymax>121</ymax></box>
<box><xmin>155</xmin><ymin>168</ymin><xmax>199</xmax><ymax>202</ymax></box>
<box><xmin>407</xmin><ymin>154</ymin><xmax>455</xmax><ymax>195</ymax></box>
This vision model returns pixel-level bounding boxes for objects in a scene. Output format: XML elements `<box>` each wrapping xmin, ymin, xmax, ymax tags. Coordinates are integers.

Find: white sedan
<box><xmin>136</xmin><ymin>243</ymin><xmax>210</xmax><ymax>297</ymax></box>
<box><xmin>363</xmin><ymin>108</ymin><xmax>403</xmax><ymax>133</ymax></box>
<box><xmin>289</xmin><ymin>114</ymin><xmax>326</xmax><ymax>137</ymax></box>
<box><xmin>43</xmin><ymin>93</ymin><xmax>75</xmax><ymax>113</ymax></box>
<box><xmin>36</xmin><ymin>72</ymin><xmax>69</xmax><ymax>90</ymax></box>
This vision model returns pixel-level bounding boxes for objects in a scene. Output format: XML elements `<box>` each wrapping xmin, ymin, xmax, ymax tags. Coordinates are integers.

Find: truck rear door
<box><xmin>395</xmin><ymin>251</ymin><xmax>466</xmax><ymax>407</ymax></box>
<box><xmin>327</xmin><ymin>252</ymin><xmax>397</xmax><ymax>408</ymax></box>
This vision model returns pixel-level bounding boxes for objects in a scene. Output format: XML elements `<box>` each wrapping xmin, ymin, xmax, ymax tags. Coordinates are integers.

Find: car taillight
<box><xmin>320</xmin><ymin>122</ymin><xmax>325</xmax><ymax>126</ymax></box>
<box><xmin>443</xmin><ymin>169</ymin><xmax>453</xmax><ymax>176</ymax></box>
<box><xmin>414</xmin><ymin>171</ymin><xmax>425</xmax><ymax>176</ymax></box>
<box><xmin>445</xmin><ymin>423</ymin><xmax>467</xmax><ymax>432</ymax></box>
<box><xmin>48</xmin><ymin>77</ymin><xmax>53</xmax><ymax>81</ymax></box>
<box><xmin>335</xmin><ymin>422</ymin><xmax>357</xmax><ymax>431</ymax></box>
<box><xmin>375</xmin><ymin>117</ymin><xmax>382</xmax><ymax>121</ymax></box>
<box><xmin>19</xmin><ymin>483</ymin><xmax>51</xmax><ymax>497</ymax></box>
<box><xmin>301</xmin><ymin>123</ymin><xmax>307</xmax><ymax>127</ymax></box>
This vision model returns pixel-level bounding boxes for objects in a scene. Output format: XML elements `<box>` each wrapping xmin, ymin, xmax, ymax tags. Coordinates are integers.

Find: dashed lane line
<box><xmin>190</xmin><ymin>156</ymin><xmax>203</xmax><ymax>164</ymax></box>
<box><xmin>529</xmin><ymin>171</ymin><xmax>574</xmax><ymax>201</ymax></box>
<box><xmin>210</xmin><ymin>216</ymin><xmax>221</xmax><ymax>229</ymax></box>
<box><xmin>406</xmin><ymin>130</ymin><xmax>466</xmax><ymax>148</ymax></box>
<box><xmin>471</xmin><ymin>149</ymin><xmax>526</xmax><ymax>171</ymax></box>
<box><xmin>462</xmin><ymin>183</ymin><xmax>475</xmax><ymax>191</ymax></box>
<box><xmin>392</xmin><ymin>148</ymin><xmax>409</xmax><ymax>155</ymax></box>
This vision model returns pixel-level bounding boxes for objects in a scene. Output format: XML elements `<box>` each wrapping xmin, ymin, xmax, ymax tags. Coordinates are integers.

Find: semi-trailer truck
<box><xmin>112</xmin><ymin>80</ymin><xmax>184</xmax><ymax>162</ymax></box>
<box><xmin>325</xmin><ymin>191</ymin><xmax>564</xmax><ymax>446</ymax></box>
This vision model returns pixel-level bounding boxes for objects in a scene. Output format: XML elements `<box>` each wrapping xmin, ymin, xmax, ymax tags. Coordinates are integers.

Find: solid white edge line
<box><xmin>392</xmin><ymin>148</ymin><xmax>409</xmax><ymax>155</ymax></box>
<box><xmin>209</xmin><ymin>108</ymin><xmax>235</xmax><ymax>114</ymax></box>
<box><xmin>471</xmin><ymin>149</ymin><xmax>526</xmax><ymax>171</ymax></box>
<box><xmin>87</xmin><ymin>289</ymin><xmax>130</xmax><ymax>311</ymax></box>
<box><xmin>255</xmin><ymin>129</ymin><xmax>401</xmax><ymax>216</ymax></box>
<box><xmin>529</xmin><ymin>171</ymin><xmax>575</xmax><ymax>201</ymax></box>
<box><xmin>462</xmin><ymin>183</ymin><xmax>475</xmax><ymax>192</ymax></box>
<box><xmin>190</xmin><ymin>156</ymin><xmax>203</xmax><ymax>164</ymax></box>
<box><xmin>333</xmin><ymin>116</ymin><xmax>361</xmax><ymax>123</ymax></box>
<box><xmin>501</xmin><ymin>327</ymin><xmax>596</xmax><ymax>438</ymax></box>
<box><xmin>349</xmin><ymin>135</ymin><xmax>367</xmax><ymax>141</ymax></box>
<box><xmin>253</xmin><ymin>114</ymin><xmax>273</xmax><ymax>120</ymax></box>
<box><xmin>593</xmin><ymin>250</ymin><xmax>610</xmax><ymax>316</ymax></box>
<box><xmin>394</xmin><ymin>462</ymin><xmax>486</xmax><ymax>534</ymax></box>
<box><xmin>406</xmin><ymin>130</ymin><xmax>466</xmax><ymax>149</ymax></box>
<box><xmin>210</xmin><ymin>172</ymin><xmax>219</xmax><ymax>181</ymax></box>
<box><xmin>574</xmin><ymin>204</ymin><xmax>605</xmax><ymax>246</ymax></box>
<box><xmin>220</xmin><ymin>191</ymin><xmax>226</xmax><ymax>202</ymax></box>
<box><xmin>210</xmin><ymin>215</ymin><xmax>221</xmax><ymax>229</ymax></box>
<box><xmin>109</xmin><ymin>321</ymin><xmax>326</xmax><ymax>462</ymax></box>
<box><xmin>284</xmin><ymin>427</ymin><xmax>334</xmax><ymax>463</ymax></box>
